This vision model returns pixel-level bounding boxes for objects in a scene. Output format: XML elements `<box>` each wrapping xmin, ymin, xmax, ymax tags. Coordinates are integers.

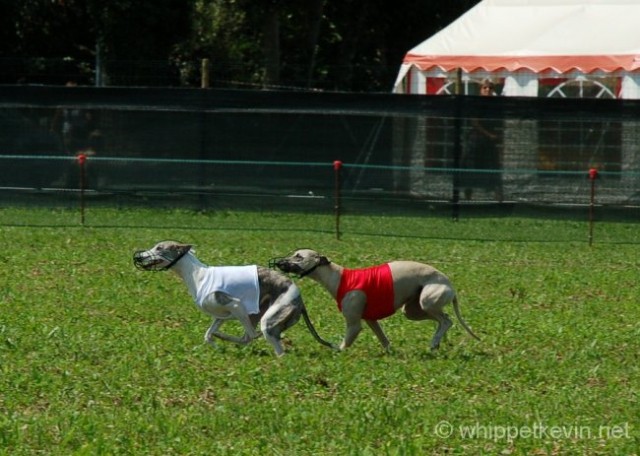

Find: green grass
<box><xmin>0</xmin><ymin>208</ymin><xmax>639</xmax><ymax>455</ymax></box>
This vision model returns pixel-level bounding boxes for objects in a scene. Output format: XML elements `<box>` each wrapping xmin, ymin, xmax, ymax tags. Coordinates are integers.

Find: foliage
<box><xmin>0</xmin><ymin>0</ymin><xmax>481</xmax><ymax>90</ymax></box>
<box><xmin>0</xmin><ymin>208</ymin><xmax>638</xmax><ymax>454</ymax></box>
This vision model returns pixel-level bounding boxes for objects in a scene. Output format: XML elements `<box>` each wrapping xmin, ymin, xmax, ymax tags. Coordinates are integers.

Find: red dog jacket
<box><xmin>336</xmin><ymin>264</ymin><xmax>395</xmax><ymax>320</ymax></box>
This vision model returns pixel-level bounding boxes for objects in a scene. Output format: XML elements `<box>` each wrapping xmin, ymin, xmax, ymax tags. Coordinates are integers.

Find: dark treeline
<box><xmin>0</xmin><ymin>0</ymin><xmax>479</xmax><ymax>91</ymax></box>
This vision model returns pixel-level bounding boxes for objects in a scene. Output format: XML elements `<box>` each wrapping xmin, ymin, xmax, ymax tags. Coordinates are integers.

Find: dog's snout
<box><xmin>133</xmin><ymin>250</ymin><xmax>149</xmax><ymax>269</ymax></box>
<box><xmin>268</xmin><ymin>257</ymin><xmax>289</xmax><ymax>271</ymax></box>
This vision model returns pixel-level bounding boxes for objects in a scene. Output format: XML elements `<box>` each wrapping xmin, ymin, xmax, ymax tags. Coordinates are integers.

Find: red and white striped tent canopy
<box><xmin>394</xmin><ymin>0</ymin><xmax>640</xmax><ymax>98</ymax></box>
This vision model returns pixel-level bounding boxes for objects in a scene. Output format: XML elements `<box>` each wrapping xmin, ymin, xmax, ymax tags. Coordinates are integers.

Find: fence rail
<box><xmin>2</xmin><ymin>85</ymin><xmax>640</xmax><ymax>234</ymax></box>
<box><xmin>1</xmin><ymin>155</ymin><xmax>635</xmax><ymax>238</ymax></box>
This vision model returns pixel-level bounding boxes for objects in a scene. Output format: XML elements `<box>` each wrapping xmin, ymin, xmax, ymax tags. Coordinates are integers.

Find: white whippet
<box><xmin>133</xmin><ymin>241</ymin><xmax>335</xmax><ymax>357</ymax></box>
<box><xmin>272</xmin><ymin>249</ymin><xmax>480</xmax><ymax>352</ymax></box>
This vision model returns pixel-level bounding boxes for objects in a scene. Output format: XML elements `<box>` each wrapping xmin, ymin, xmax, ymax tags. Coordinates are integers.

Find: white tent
<box><xmin>394</xmin><ymin>0</ymin><xmax>640</xmax><ymax>98</ymax></box>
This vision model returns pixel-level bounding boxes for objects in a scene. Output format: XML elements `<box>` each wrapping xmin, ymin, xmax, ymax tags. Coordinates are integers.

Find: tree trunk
<box><xmin>262</xmin><ymin>5</ymin><xmax>280</xmax><ymax>87</ymax></box>
<box><xmin>305</xmin><ymin>0</ymin><xmax>325</xmax><ymax>88</ymax></box>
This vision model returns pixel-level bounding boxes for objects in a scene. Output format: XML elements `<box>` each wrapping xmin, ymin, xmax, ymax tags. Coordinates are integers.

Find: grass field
<box><xmin>0</xmin><ymin>208</ymin><xmax>638</xmax><ymax>455</ymax></box>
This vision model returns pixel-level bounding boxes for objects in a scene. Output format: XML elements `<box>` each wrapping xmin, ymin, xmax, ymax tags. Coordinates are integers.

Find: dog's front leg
<box><xmin>365</xmin><ymin>320</ymin><xmax>391</xmax><ymax>353</ymax></box>
<box><xmin>204</xmin><ymin>291</ymin><xmax>260</xmax><ymax>345</ymax></box>
<box><xmin>215</xmin><ymin>291</ymin><xmax>261</xmax><ymax>344</ymax></box>
<box><xmin>204</xmin><ymin>319</ymin><xmax>224</xmax><ymax>347</ymax></box>
<box><xmin>207</xmin><ymin>318</ymin><xmax>260</xmax><ymax>346</ymax></box>
<box><xmin>340</xmin><ymin>292</ymin><xmax>366</xmax><ymax>350</ymax></box>
<box><xmin>205</xmin><ymin>318</ymin><xmax>241</xmax><ymax>345</ymax></box>
<box><xmin>341</xmin><ymin>319</ymin><xmax>362</xmax><ymax>350</ymax></box>
<box><xmin>226</xmin><ymin>301</ymin><xmax>261</xmax><ymax>345</ymax></box>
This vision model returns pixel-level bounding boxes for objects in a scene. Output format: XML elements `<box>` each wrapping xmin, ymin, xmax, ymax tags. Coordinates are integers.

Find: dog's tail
<box><xmin>452</xmin><ymin>296</ymin><xmax>481</xmax><ymax>341</ymax></box>
<box><xmin>301</xmin><ymin>306</ymin><xmax>338</xmax><ymax>350</ymax></box>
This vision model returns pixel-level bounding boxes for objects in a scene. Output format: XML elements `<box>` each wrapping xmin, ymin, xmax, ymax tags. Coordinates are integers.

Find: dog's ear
<box><xmin>169</xmin><ymin>243</ymin><xmax>192</xmax><ymax>255</ymax></box>
<box><xmin>318</xmin><ymin>255</ymin><xmax>330</xmax><ymax>266</ymax></box>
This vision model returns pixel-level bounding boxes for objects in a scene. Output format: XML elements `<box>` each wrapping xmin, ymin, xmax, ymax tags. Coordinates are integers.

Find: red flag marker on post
<box><xmin>588</xmin><ymin>167</ymin><xmax>598</xmax><ymax>246</ymax></box>
<box><xmin>77</xmin><ymin>153</ymin><xmax>87</xmax><ymax>225</ymax></box>
<box><xmin>333</xmin><ymin>160</ymin><xmax>343</xmax><ymax>240</ymax></box>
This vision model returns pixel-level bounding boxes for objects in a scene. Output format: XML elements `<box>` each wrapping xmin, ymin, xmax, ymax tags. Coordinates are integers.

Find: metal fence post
<box><xmin>334</xmin><ymin>160</ymin><xmax>343</xmax><ymax>240</ymax></box>
<box><xmin>588</xmin><ymin>167</ymin><xmax>599</xmax><ymax>246</ymax></box>
<box><xmin>77</xmin><ymin>154</ymin><xmax>87</xmax><ymax>225</ymax></box>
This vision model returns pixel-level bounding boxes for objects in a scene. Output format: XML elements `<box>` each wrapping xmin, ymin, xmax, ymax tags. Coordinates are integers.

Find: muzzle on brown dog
<box><xmin>269</xmin><ymin>249</ymin><xmax>330</xmax><ymax>278</ymax></box>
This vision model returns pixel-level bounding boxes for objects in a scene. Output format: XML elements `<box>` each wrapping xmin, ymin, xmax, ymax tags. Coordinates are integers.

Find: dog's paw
<box><xmin>205</xmin><ymin>339</ymin><xmax>220</xmax><ymax>350</ymax></box>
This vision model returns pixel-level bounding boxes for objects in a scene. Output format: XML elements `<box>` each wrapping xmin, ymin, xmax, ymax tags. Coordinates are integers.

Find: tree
<box><xmin>0</xmin><ymin>0</ymin><xmax>481</xmax><ymax>90</ymax></box>
<box><xmin>0</xmin><ymin>0</ymin><xmax>191</xmax><ymax>84</ymax></box>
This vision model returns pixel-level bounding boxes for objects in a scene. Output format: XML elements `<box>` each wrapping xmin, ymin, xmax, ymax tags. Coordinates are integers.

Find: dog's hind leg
<box><xmin>402</xmin><ymin>296</ymin><xmax>432</xmax><ymax>321</ymax></box>
<box><xmin>403</xmin><ymin>301</ymin><xmax>450</xmax><ymax>349</ymax></box>
<box><xmin>419</xmin><ymin>284</ymin><xmax>456</xmax><ymax>350</ymax></box>
<box><xmin>429</xmin><ymin>312</ymin><xmax>453</xmax><ymax>350</ymax></box>
<box><xmin>260</xmin><ymin>286</ymin><xmax>302</xmax><ymax>357</ymax></box>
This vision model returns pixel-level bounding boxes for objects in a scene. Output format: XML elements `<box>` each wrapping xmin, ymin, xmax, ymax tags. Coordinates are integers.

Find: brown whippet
<box><xmin>272</xmin><ymin>249</ymin><xmax>480</xmax><ymax>352</ymax></box>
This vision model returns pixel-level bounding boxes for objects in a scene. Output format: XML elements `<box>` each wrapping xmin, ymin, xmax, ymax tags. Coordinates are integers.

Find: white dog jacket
<box><xmin>195</xmin><ymin>265</ymin><xmax>260</xmax><ymax>317</ymax></box>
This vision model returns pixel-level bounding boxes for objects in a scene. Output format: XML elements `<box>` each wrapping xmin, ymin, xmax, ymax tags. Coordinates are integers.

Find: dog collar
<box><xmin>163</xmin><ymin>246</ymin><xmax>191</xmax><ymax>270</ymax></box>
<box><xmin>299</xmin><ymin>256</ymin><xmax>330</xmax><ymax>278</ymax></box>
<box><xmin>299</xmin><ymin>265</ymin><xmax>319</xmax><ymax>278</ymax></box>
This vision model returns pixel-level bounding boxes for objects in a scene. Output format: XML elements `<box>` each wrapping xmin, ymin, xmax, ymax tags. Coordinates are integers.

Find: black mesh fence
<box><xmin>1</xmin><ymin>85</ymin><xmax>639</xmax><ymax>227</ymax></box>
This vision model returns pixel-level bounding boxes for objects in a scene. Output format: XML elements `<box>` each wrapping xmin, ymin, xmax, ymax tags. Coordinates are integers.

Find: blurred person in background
<box><xmin>462</xmin><ymin>79</ymin><xmax>503</xmax><ymax>202</ymax></box>
<box><xmin>50</xmin><ymin>80</ymin><xmax>102</xmax><ymax>187</ymax></box>
<box><xmin>50</xmin><ymin>80</ymin><xmax>101</xmax><ymax>156</ymax></box>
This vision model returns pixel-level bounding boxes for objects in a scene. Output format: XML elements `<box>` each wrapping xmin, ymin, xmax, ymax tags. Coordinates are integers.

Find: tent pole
<box><xmin>452</xmin><ymin>68</ymin><xmax>463</xmax><ymax>221</ymax></box>
<box><xmin>455</xmin><ymin>68</ymin><xmax>463</xmax><ymax>95</ymax></box>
